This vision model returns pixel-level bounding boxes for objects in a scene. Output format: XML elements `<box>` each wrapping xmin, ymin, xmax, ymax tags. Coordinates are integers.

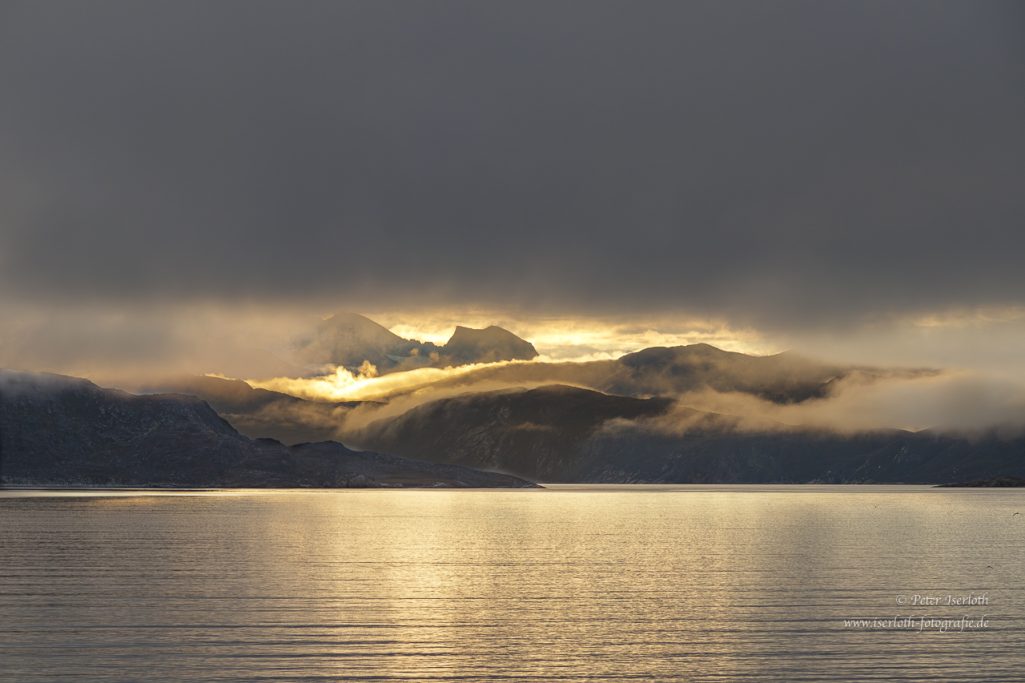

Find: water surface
<box><xmin>2</xmin><ymin>485</ymin><xmax>1023</xmax><ymax>681</ymax></box>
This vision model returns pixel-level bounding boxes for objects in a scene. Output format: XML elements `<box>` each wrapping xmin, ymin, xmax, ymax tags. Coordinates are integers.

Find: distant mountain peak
<box><xmin>443</xmin><ymin>325</ymin><xmax>538</xmax><ymax>364</ymax></box>
<box><xmin>294</xmin><ymin>314</ymin><xmax>539</xmax><ymax>372</ymax></box>
<box><xmin>294</xmin><ymin>312</ymin><xmax>429</xmax><ymax>370</ymax></box>
<box><xmin>318</xmin><ymin>312</ymin><xmax>406</xmax><ymax>344</ymax></box>
<box><xmin>0</xmin><ymin>369</ymin><xmax>536</xmax><ymax>488</ymax></box>
<box><xmin>447</xmin><ymin>323</ymin><xmax>524</xmax><ymax>340</ymax></box>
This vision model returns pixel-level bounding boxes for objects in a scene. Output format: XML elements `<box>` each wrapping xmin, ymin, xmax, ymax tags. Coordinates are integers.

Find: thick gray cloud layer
<box><xmin>1</xmin><ymin>1</ymin><xmax>1023</xmax><ymax>327</ymax></box>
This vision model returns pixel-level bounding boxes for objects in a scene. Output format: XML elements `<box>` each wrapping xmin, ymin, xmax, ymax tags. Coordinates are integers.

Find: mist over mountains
<box><xmin>4</xmin><ymin>312</ymin><xmax>1024</xmax><ymax>486</ymax></box>
<box><xmin>0</xmin><ymin>1</ymin><xmax>1022</xmax><ymax>487</ymax></box>
<box><xmin>0</xmin><ymin>370</ymin><xmax>533</xmax><ymax>488</ymax></box>
<box><xmin>368</xmin><ymin>342</ymin><xmax>933</xmax><ymax>404</ymax></box>
<box><xmin>120</xmin><ymin>315</ymin><xmax>1025</xmax><ymax>484</ymax></box>
<box><xmin>294</xmin><ymin>312</ymin><xmax>538</xmax><ymax>374</ymax></box>
<box><xmin>143</xmin><ymin>371</ymin><xmax>1025</xmax><ymax>484</ymax></box>
<box><xmin>347</xmin><ymin>385</ymin><xmax>1025</xmax><ymax>484</ymax></box>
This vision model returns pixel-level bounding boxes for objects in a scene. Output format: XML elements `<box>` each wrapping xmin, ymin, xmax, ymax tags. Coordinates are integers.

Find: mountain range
<box><xmin>293</xmin><ymin>312</ymin><xmax>538</xmax><ymax>373</ymax></box>
<box><xmin>374</xmin><ymin>342</ymin><xmax>933</xmax><ymax>403</ymax></box>
<box><xmin>348</xmin><ymin>384</ymin><xmax>1025</xmax><ymax>483</ymax></box>
<box><xmin>135</xmin><ymin>342</ymin><xmax>1024</xmax><ymax>485</ymax></box>
<box><xmin>5</xmin><ymin>312</ymin><xmax>1024</xmax><ymax>487</ymax></box>
<box><xmin>0</xmin><ymin>370</ymin><xmax>534</xmax><ymax>488</ymax></box>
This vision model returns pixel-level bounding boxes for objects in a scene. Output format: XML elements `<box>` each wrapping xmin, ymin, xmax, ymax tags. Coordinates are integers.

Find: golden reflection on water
<box><xmin>1</xmin><ymin>486</ymin><xmax>1023</xmax><ymax>681</ymax></box>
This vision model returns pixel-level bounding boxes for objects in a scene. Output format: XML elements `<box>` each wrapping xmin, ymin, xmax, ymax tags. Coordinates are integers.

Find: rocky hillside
<box><xmin>408</xmin><ymin>343</ymin><xmax>931</xmax><ymax>404</ymax></box>
<box><xmin>0</xmin><ymin>370</ymin><xmax>535</xmax><ymax>488</ymax></box>
<box><xmin>348</xmin><ymin>385</ymin><xmax>673</xmax><ymax>480</ymax></box>
<box><xmin>137</xmin><ymin>374</ymin><xmax>360</xmax><ymax>445</ymax></box>
<box><xmin>441</xmin><ymin>325</ymin><xmax>538</xmax><ymax>364</ymax></box>
<box><xmin>349</xmin><ymin>383</ymin><xmax>1025</xmax><ymax>484</ymax></box>
<box><xmin>293</xmin><ymin>313</ymin><xmax>538</xmax><ymax>373</ymax></box>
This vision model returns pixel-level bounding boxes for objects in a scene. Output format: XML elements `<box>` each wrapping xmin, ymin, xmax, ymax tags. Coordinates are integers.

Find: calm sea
<box><xmin>1</xmin><ymin>485</ymin><xmax>1023</xmax><ymax>681</ymax></box>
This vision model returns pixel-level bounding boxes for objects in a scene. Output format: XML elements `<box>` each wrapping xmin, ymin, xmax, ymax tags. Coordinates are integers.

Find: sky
<box><xmin>1</xmin><ymin>1</ymin><xmax>1024</xmax><ymax>378</ymax></box>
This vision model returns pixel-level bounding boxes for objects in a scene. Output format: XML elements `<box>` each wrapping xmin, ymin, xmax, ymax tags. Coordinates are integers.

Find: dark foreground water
<box><xmin>1</xmin><ymin>485</ymin><xmax>1024</xmax><ymax>681</ymax></box>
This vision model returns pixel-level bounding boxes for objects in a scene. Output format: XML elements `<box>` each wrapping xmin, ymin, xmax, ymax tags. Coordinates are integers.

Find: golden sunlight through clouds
<box><xmin>243</xmin><ymin>314</ymin><xmax>775</xmax><ymax>403</ymax></box>
<box><xmin>375</xmin><ymin>312</ymin><xmax>775</xmax><ymax>362</ymax></box>
<box><xmin>246</xmin><ymin>360</ymin><xmax>531</xmax><ymax>402</ymax></box>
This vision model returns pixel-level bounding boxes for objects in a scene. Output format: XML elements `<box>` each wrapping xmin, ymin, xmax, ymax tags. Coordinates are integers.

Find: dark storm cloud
<box><xmin>1</xmin><ymin>0</ymin><xmax>1023</xmax><ymax>328</ymax></box>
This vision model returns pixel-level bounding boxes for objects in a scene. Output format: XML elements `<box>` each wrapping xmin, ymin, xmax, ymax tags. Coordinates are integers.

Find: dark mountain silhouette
<box><xmin>179</xmin><ymin>345</ymin><xmax>901</xmax><ymax>448</ymax></box>
<box><xmin>0</xmin><ymin>370</ymin><xmax>535</xmax><ymax>488</ymax></box>
<box><xmin>294</xmin><ymin>312</ymin><xmax>438</xmax><ymax>371</ymax></box>
<box><xmin>293</xmin><ymin>313</ymin><xmax>538</xmax><ymax>374</ymax></box>
<box><xmin>389</xmin><ymin>343</ymin><xmax>931</xmax><ymax>404</ymax></box>
<box><xmin>348</xmin><ymin>384</ymin><xmax>1025</xmax><ymax>484</ymax></box>
<box><xmin>936</xmin><ymin>476</ymin><xmax>1025</xmax><ymax>487</ymax></box>
<box><xmin>579</xmin><ymin>425</ymin><xmax>1025</xmax><ymax>484</ymax></box>
<box><xmin>346</xmin><ymin>385</ymin><xmax>672</xmax><ymax>480</ymax></box>
<box><xmin>96</xmin><ymin>345</ymin><xmax>1018</xmax><ymax>485</ymax></box>
<box><xmin>442</xmin><ymin>325</ymin><xmax>538</xmax><ymax>365</ymax></box>
<box><xmin>141</xmin><ymin>375</ymin><xmax>315</xmax><ymax>412</ymax></box>
<box><xmin>137</xmin><ymin>375</ymin><xmax>361</xmax><ymax>444</ymax></box>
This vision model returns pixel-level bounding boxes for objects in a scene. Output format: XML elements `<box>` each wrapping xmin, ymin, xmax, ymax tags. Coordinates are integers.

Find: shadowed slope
<box><xmin>0</xmin><ymin>371</ymin><xmax>535</xmax><ymax>488</ymax></box>
<box><xmin>348</xmin><ymin>385</ymin><xmax>673</xmax><ymax>480</ymax></box>
<box><xmin>410</xmin><ymin>343</ymin><xmax>927</xmax><ymax>404</ymax></box>
<box><xmin>293</xmin><ymin>313</ymin><xmax>540</xmax><ymax>374</ymax></box>
<box><xmin>348</xmin><ymin>381</ymin><xmax>1025</xmax><ymax>484</ymax></box>
<box><xmin>442</xmin><ymin>325</ymin><xmax>538</xmax><ymax>364</ymax></box>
